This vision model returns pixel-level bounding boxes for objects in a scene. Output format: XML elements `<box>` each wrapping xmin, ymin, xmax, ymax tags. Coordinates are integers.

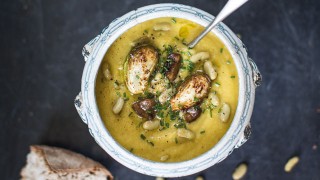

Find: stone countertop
<box><xmin>1</xmin><ymin>0</ymin><xmax>319</xmax><ymax>179</ymax></box>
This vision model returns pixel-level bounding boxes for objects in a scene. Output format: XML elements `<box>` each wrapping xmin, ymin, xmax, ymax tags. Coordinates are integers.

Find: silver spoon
<box><xmin>188</xmin><ymin>0</ymin><xmax>249</xmax><ymax>49</ymax></box>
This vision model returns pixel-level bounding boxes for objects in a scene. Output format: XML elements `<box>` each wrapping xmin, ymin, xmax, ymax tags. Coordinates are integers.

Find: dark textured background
<box><xmin>1</xmin><ymin>0</ymin><xmax>320</xmax><ymax>179</ymax></box>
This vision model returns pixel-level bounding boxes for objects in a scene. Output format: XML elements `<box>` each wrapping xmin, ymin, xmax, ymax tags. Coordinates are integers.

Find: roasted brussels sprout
<box><xmin>125</xmin><ymin>44</ymin><xmax>159</xmax><ymax>94</ymax></box>
<box><xmin>170</xmin><ymin>73</ymin><xmax>211</xmax><ymax>111</ymax></box>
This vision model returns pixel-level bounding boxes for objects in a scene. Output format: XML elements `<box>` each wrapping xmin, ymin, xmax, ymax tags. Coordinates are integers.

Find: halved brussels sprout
<box><xmin>124</xmin><ymin>44</ymin><xmax>159</xmax><ymax>94</ymax></box>
<box><xmin>170</xmin><ymin>73</ymin><xmax>211</xmax><ymax>111</ymax></box>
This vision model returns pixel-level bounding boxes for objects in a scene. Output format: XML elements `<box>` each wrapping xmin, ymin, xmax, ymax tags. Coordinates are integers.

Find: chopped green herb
<box><xmin>136</xmin><ymin>75</ymin><xmax>140</xmax><ymax>79</ymax></box>
<box><xmin>230</xmin><ymin>75</ymin><xmax>236</xmax><ymax>78</ymax></box>
<box><xmin>128</xmin><ymin>112</ymin><xmax>133</xmax><ymax>117</ymax></box>
<box><xmin>218</xmin><ymin>107</ymin><xmax>222</xmax><ymax>113</ymax></box>
<box><xmin>210</xmin><ymin>108</ymin><xmax>213</xmax><ymax>117</ymax></box>
<box><xmin>168</xmin><ymin>109</ymin><xmax>179</xmax><ymax>121</ymax></box>
<box><xmin>147</xmin><ymin>140</ymin><xmax>154</xmax><ymax>146</ymax></box>
<box><xmin>183</xmin><ymin>60</ymin><xmax>194</xmax><ymax>72</ymax></box>
<box><xmin>171</xmin><ymin>17</ymin><xmax>177</xmax><ymax>23</ymax></box>
<box><xmin>123</xmin><ymin>92</ymin><xmax>129</xmax><ymax>101</ymax></box>
<box><xmin>174</xmin><ymin>36</ymin><xmax>180</xmax><ymax>40</ymax></box>
<box><xmin>158</xmin><ymin>111</ymin><xmax>165</xmax><ymax>119</ymax></box>
<box><xmin>175</xmin><ymin>137</ymin><xmax>178</xmax><ymax>144</ymax></box>
<box><xmin>214</xmin><ymin>82</ymin><xmax>220</xmax><ymax>87</ymax></box>
<box><xmin>209</xmin><ymin>104</ymin><xmax>217</xmax><ymax>109</ymax></box>
<box><xmin>114</xmin><ymin>80</ymin><xmax>119</xmax><ymax>86</ymax></box>
<box><xmin>200</xmin><ymin>130</ymin><xmax>206</xmax><ymax>134</ymax></box>
<box><xmin>130</xmin><ymin>148</ymin><xmax>134</xmax><ymax>152</ymax></box>
<box><xmin>144</xmin><ymin>29</ymin><xmax>148</xmax><ymax>34</ymax></box>
<box><xmin>226</xmin><ymin>60</ymin><xmax>231</xmax><ymax>65</ymax></box>
<box><xmin>160</xmin><ymin>119</ymin><xmax>164</xmax><ymax>126</ymax></box>
<box><xmin>143</xmin><ymin>91</ymin><xmax>154</xmax><ymax>99</ymax></box>
<box><xmin>220</xmin><ymin>48</ymin><xmax>224</xmax><ymax>53</ymax></box>
<box><xmin>174</xmin><ymin>120</ymin><xmax>186</xmax><ymax>129</ymax></box>
<box><xmin>187</xmin><ymin>51</ymin><xmax>192</xmax><ymax>56</ymax></box>
<box><xmin>194</xmin><ymin>97</ymin><xmax>200</xmax><ymax>102</ymax></box>
<box><xmin>165</xmin><ymin>122</ymin><xmax>170</xmax><ymax>128</ymax></box>
<box><xmin>116</xmin><ymin>91</ymin><xmax>121</xmax><ymax>97</ymax></box>
<box><xmin>140</xmin><ymin>134</ymin><xmax>146</xmax><ymax>140</ymax></box>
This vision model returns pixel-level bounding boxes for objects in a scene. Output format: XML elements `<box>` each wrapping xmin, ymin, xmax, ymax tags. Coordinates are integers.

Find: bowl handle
<box><xmin>74</xmin><ymin>92</ymin><xmax>88</xmax><ymax>124</ymax></box>
<box><xmin>235</xmin><ymin>123</ymin><xmax>251</xmax><ymax>148</ymax></box>
<box><xmin>82</xmin><ymin>35</ymin><xmax>101</xmax><ymax>62</ymax></box>
<box><xmin>248</xmin><ymin>58</ymin><xmax>262</xmax><ymax>87</ymax></box>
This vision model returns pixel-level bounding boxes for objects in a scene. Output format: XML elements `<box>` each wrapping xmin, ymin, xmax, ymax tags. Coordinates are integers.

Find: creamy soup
<box><xmin>95</xmin><ymin>17</ymin><xmax>238</xmax><ymax>162</ymax></box>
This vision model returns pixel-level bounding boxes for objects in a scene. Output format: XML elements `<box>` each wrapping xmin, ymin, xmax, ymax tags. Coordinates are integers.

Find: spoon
<box><xmin>188</xmin><ymin>0</ymin><xmax>249</xmax><ymax>49</ymax></box>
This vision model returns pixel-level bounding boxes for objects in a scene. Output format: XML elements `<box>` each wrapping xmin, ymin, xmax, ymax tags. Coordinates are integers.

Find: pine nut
<box><xmin>203</xmin><ymin>61</ymin><xmax>217</xmax><ymax>80</ymax></box>
<box><xmin>219</xmin><ymin>103</ymin><xmax>230</xmax><ymax>122</ymax></box>
<box><xmin>177</xmin><ymin>128</ymin><xmax>195</xmax><ymax>140</ymax></box>
<box><xmin>153</xmin><ymin>22</ymin><xmax>171</xmax><ymax>31</ymax></box>
<box><xmin>112</xmin><ymin>97</ymin><xmax>124</xmax><ymax>114</ymax></box>
<box><xmin>190</xmin><ymin>52</ymin><xmax>210</xmax><ymax>63</ymax></box>
<box><xmin>232</xmin><ymin>163</ymin><xmax>247</xmax><ymax>180</ymax></box>
<box><xmin>143</xmin><ymin>120</ymin><xmax>160</xmax><ymax>131</ymax></box>
<box><xmin>284</xmin><ymin>156</ymin><xmax>299</xmax><ymax>172</ymax></box>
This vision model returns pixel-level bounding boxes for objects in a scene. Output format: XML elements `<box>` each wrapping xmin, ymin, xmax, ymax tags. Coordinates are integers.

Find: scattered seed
<box><xmin>284</xmin><ymin>156</ymin><xmax>299</xmax><ymax>172</ymax></box>
<box><xmin>195</xmin><ymin>176</ymin><xmax>204</xmax><ymax>180</ymax></box>
<box><xmin>232</xmin><ymin>163</ymin><xmax>247</xmax><ymax>180</ymax></box>
<box><xmin>312</xmin><ymin>144</ymin><xmax>317</xmax><ymax>150</ymax></box>
<box><xmin>160</xmin><ymin>154</ymin><xmax>169</xmax><ymax>161</ymax></box>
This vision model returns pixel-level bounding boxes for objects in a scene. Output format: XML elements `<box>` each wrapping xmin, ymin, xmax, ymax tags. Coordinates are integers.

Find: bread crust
<box><xmin>20</xmin><ymin>145</ymin><xmax>113</xmax><ymax>180</ymax></box>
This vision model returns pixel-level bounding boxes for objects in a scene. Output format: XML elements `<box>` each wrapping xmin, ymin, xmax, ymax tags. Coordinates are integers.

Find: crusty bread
<box><xmin>21</xmin><ymin>145</ymin><xmax>113</xmax><ymax>180</ymax></box>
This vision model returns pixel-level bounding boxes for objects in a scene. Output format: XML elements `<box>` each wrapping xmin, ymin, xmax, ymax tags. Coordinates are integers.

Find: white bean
<box><xmin>284</xmin><ymin>156</ymin><xmax>299</xmax><ymax>172</ymax></box>
<box><xmin>153</xmin><ymin>22</ymin><xmax>171</xmax><ymax>31</ymax></box>
<box><xmin>195</xmin><ymin>176</ymin><xmax>204</xmax><ymax>180</ymax></box>
<box><xmin>103</xmin><ymin>63</ymin><xmax>112</xmax><ymax>80</ymax></box>
<box><xmin>143</xmin><ymin>120</ymin><xmax>160</xmax><ymax>131</ymax></box>
<box><xmin>203</xmin><ymin>61</ymin><xmax>217</xmax><ymax>80</ymax></box>
<box><xmin>158</xmin><ymin>88</ymin><xmax>173</xmax><ymax>104</ymax></box>
<box><xmin>177</xmin><ymin>128</ymin><xmax>195</xmax><ymax>140</ymax></box>
<box><xmin>232</xmin><ymin>163</ymin><xmax>248</xmax><ymax>180</ymax></box>
<box><xmin>219</xmin><ymin>103</ymin><xmax>231</xmax><ymax>122</ymax></box>
<box><xmin>208</xmin><ymin>93</ymin><xmax>219</xmax><ymax>107</ymax></box>
<box><xmin>112</xmin><ymin>97</ymin><xmax>124</xmax><ymax>114</ymax></box>
<box><xmin>160</xmin><ymin>154</ymin><xmax>169</xmax><ymax>162</ymax></box>
<box><xmin>190</xmin><ymin>52</ymin><xmax>210</xmax><ymax>63</ymax></box>
<box><xmin>178</xmin><ymin>69</ymin><xmax>189</xmax><ymax>80</ymax></box>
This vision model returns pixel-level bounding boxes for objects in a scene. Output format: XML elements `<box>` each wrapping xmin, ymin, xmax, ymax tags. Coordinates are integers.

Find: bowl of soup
<box><xmin>74</xmin><ymin>3</ymin><xmax>261</xmax><ymax>177</ymax></box>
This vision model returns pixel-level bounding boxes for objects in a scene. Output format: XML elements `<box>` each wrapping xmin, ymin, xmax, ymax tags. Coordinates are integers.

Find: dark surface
<box><xmin>1</xmin><ymin>0</ymin><xmax>320</xmax><ymax>179</ymax></box>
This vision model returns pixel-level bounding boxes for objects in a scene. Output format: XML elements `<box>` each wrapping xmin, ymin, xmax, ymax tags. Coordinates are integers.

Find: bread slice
<box><xmin>21</xmin><ymin>145</ymin><xmax>113</xmax><ymax>180</ymax></box>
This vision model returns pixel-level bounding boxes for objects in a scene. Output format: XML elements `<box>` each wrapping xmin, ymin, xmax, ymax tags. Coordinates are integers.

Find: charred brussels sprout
<box><xmin>125</xmin><ymin>44</ymin><xmax>159</xmax><ymax>94</ymax></box>
<box><xmin>170</xmin><ymin>73</ymin><xmax>211</xmax><ymax>111</ymax></box>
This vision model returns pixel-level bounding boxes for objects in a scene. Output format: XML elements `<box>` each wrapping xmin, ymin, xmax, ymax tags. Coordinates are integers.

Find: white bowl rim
<box><xmin>79</xmin><ymin>3</ymin><xmax>256</xmax><ymax>177</ymax></box>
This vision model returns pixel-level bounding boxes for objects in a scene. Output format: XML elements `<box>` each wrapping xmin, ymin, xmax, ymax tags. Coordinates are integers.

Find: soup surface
<box><xmin>96</xmin><ymin>17</ymin><xmax>239</xmax><ymax>162</ymax></box>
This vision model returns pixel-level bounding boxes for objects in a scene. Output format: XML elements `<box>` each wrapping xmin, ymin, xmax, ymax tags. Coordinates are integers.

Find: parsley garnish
<box><xmin>140</xmin><ymin>134</ymin><xmax>146</xmax><ymax>140</ymax></box>
<box><xmin>171</xmin><ymin>18</ymin><xmax>177</xmax><ymax>23</ymax></box>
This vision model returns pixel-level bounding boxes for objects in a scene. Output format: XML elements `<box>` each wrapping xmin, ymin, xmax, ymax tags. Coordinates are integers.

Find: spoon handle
<box><xmin>188</xmin><ymin>0</ymin><xmax>249</xmax><ymax>49</ymax></box>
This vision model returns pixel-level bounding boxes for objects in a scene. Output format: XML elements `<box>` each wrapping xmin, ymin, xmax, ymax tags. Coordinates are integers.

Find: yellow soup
<box><xmin>95</xmin><ymin>17</ymin><xmax>239</xmax><ymax>162</ymax></box>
